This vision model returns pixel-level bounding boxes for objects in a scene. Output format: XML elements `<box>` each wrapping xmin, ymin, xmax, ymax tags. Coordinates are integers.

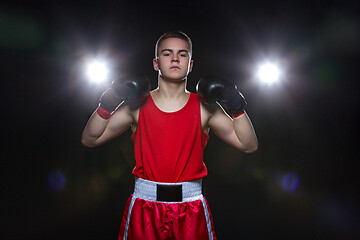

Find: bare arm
<box><xmin>197</xmin><ymin>75</ymin><xmax>258</xmax><ymax>153</ymax></box>
<box><xmin>82</xmin><ymin>74</ymin><xmax>150</xmax><ymax>147</ymax></box>
<box><xmin>206</xmin><ymin>104</ymin><xmax>258</xmax><ymax>153</ymax></box>
<box><xmin>81</xmin><ymin>105</ymin><xmax>134</xmax><ymax>147</ymax></box>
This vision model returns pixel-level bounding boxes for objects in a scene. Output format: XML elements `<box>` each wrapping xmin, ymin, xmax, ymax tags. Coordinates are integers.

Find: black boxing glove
<box><xmin>196</xmin><ymin>75</ymin><xmax>247</xmax><ymax>118</ymax></box>
<box><xmin>97</xmin><ymin>88</ymin><xmax>121</xmax><ymax>119</ymax></box>
<box><xmin>97</xmin><ymin>74</ymin><xmax>151</xmax><ymax>119</ymax></box>
<box><xmin>111</xmin><ymin>74</ymin><xmax>151</xmax><ymax>103</ymax></box>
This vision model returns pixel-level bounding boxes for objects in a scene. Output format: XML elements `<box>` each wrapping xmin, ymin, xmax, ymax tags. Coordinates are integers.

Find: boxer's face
<box><xmin>153</xmin><ymin>38</ymin><xmax>193</xmax><ymax>81</ymax></box>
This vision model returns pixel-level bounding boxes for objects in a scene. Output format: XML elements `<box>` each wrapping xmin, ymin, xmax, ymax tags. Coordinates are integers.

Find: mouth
<box><xmin>170</xmin><ymin>66</ymin><xmax>180</xmax><ymax>70</ymax></box>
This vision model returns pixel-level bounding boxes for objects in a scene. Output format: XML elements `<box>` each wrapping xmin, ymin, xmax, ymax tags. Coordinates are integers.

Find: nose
<box><xmin>171</xmin><ymin>54</ymin><xmax>179</xmax><ymax>62</ymax></box>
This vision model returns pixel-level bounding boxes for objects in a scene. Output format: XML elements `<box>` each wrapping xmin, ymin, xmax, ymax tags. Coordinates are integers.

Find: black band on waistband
<box><xmin>156</xmin><ymin>184</ymin><xmax>183</xmax><ymax>202</ymax></box>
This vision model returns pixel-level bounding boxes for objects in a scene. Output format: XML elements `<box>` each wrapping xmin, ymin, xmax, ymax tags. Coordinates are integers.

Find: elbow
<box><xmin>242</xmin><ymin>142</ymin><xmax>258</xmax><ymax>153</ymax></box>
<box><xmin>81</xmin><ymin>138</ymin><xmax>96</xmax><ymax>148</ymax></box>
<box><xmin>244</xmin><ymin>145</ymin><xmax>258</xmax><ymax>153</ymax></box>
<box><xmin>81</xmin><ymin>140</ymin><xmax>93</xmax><ymax>148</ymax></box>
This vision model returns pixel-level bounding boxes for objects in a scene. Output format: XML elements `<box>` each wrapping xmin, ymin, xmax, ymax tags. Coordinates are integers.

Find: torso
<box><xmin>131</xmin><ymin>91</ymin><xmax>209</xmax><ymax>182</ymax></box>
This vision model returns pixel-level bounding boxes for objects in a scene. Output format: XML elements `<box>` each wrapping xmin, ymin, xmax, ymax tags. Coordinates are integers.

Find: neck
<box><xmin>156</xmin><ymin>76</ymin><xmax>189</xmax><ymax>99</ymax></box>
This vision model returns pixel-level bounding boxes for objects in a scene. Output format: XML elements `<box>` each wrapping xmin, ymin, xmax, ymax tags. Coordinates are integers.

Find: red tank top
<box><xmin>131</xmin><ymin>92</ymin><xmax>209</xmax><ymax>183</ymax></box>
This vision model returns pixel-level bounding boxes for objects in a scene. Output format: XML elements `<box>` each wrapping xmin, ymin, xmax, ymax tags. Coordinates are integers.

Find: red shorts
<box><xmin>118</xmin><ymin>178</ymin><xmax>216</xmax><ymax>240</ymax></box>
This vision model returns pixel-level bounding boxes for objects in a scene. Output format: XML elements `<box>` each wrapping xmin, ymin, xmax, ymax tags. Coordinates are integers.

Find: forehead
<box><xmin>159</xmin><ymin>38</ymin><xmax>190</xmax><ymax>51</ymax></box>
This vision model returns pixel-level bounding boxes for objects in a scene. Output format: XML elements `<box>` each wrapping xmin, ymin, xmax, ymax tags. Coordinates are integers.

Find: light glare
<box><xmin>86</xmin><ymin>60</ymin><xmax>108</xmax><ymax>83</ymax></box>
<box><xmin>281</xmin><ymin>172</ymin><xmax>300</xmax><ymax>193</ymax></box>
<box><xmin>257</xmin><ymin>62</ymin><xmax>280</xmax><ymax>84</ymax></box>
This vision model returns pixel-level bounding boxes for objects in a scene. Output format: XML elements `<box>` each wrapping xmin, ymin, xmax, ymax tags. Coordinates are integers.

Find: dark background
<box><xmin>1</xmin><ymin>0</ymin><xmax>359</xmax><ymax>239</ymax></box>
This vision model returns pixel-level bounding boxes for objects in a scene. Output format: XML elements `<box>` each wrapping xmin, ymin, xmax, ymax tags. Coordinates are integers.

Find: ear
<box><xmin>189</xmin><ymin>59</ymin><xmax>194</xmax><ymax>72</ymax></box>
<box><xmin>153</xmin><ymin>58</ymin><xmax>159</xmax><ymax>71</ymax></box>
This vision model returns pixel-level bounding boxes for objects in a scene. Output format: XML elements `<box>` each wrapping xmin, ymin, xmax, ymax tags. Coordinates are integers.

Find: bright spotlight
<box><xmin>86</xmin><ymin>60</ymin><xmax>109</xmax><ymax>83</ymax></box>
<box><xmin>257</xmin><ymin>62</ymin><xmax>280</xmax><ymax>84</ymax></box>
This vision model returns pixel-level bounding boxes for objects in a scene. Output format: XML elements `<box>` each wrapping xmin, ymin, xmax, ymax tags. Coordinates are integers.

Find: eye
<box><xmin>180</xmin><ymin>54</ymin><xmax>187</xmax><ymax>57</ymax></box>
<box><xmin>163</xmin><ymin>52</ymin><xmax>171</xmax><ymax>57</ymax></box>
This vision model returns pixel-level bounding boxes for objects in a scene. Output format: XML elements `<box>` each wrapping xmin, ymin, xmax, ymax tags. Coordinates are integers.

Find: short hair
<box><xmin>155</xmin><ymin>31</ymin><xmax>192</xmax><ymax>58</ymax></box>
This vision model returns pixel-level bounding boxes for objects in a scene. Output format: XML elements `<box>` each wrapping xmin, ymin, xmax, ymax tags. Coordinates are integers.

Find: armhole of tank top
<box><xmin>195</xmin><ymin>93</ymin><xmax>210</xmax><ymax>137</ymax></box>
<box><xmin>131</xmin><ymin>100</ymin><xmax>145</xmax><ymax>140</ymax></box>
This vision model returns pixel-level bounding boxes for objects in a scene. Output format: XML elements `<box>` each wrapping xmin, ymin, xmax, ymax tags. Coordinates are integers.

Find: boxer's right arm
<box><xmin>81</xmin><ymin>105</ymin><xmax>134</xmax><ymax>147</ymax></box>
<box><xmin>81</xmin><ymin>74</ymin><xmax>150</xmax><ymax>147</ymax></box>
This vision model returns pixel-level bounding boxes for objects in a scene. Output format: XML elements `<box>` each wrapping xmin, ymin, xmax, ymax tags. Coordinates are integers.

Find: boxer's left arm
<box><xmin>207</xmin><ymin>107</ymin><xmax>258</xmax><ymax>153</ymax></box>
<box><xmin>198</xmin><ymin>76</ymin><xmax>258</xmax><ymax>153</ymax></box>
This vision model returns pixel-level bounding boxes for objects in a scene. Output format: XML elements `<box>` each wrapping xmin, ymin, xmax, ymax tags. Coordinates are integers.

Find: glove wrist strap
<box><xmin>97</xmin><ymin>106</ymin><xmax>112</xmax><ymax>119</ymax></box>
<box><xmin>232</xmin><ymin>110</ymin><xmax>245</xmax><ymax>118</ymax></box>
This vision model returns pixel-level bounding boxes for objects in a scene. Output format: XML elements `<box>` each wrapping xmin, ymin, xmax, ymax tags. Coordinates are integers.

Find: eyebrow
<box><xmin>161</xmin><ymin>49</ymin><xmax>189</xmax><ymax>54</ymax></box>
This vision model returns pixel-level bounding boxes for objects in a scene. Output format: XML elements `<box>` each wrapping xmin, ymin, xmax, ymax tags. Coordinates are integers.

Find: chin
<box><xmin>162</xmin><ymin>74</ymin><xmax>187</xmax><ymax>82</ymax></box>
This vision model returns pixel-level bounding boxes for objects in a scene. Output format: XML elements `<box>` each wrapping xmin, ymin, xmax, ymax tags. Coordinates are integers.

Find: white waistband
<box><xmin>133</xmin><ymin>177</ymin><xmax>203</xmax><ymax>203</ymax></box>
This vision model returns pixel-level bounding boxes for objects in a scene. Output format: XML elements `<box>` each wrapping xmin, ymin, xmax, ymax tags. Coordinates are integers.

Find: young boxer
<box><xmin>82</xmin><ymin>31</ymin><xmax>258</xmax><ymax>239</ymax></box>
